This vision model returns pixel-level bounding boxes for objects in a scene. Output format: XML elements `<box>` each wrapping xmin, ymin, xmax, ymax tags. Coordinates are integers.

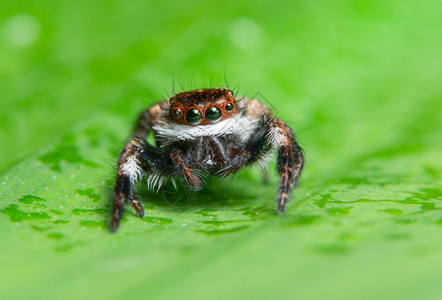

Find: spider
<box><xmin>111</xmin><ymin>88</ymin><xmax>304</xmax><ymax>231</ymax></box>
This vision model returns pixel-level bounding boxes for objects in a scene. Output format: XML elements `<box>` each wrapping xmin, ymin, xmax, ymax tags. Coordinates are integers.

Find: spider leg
<box><xmin>216</xmin><ymin>125</ymin><xmax>270</xmax><ymax>177</ymax></box>
<box><xmin>112</xmin><ymin>138</ymin><xmax>177</xmax><ymax>231</ymax></box>
<box><xmin>132</xmin><ymin>102</ymin><xmax>164</xmax><ymax>138</ymax></box>
<box><xmin>112</xmin><ymin>139</ymin><xmax>144</xmax><ymax>231</ymax></box>
<box><xmin>170</xmin><ymin>150</ymin><xmax>204</xmax><ymax>190</ymax></box>
<box><xmin>112</xmin><ymin>101</ymin><xmax>174</xmax><ymax>232</ymax></box>
<box><xmin>267</xmin><ymin>119</ymin><xmax>305</xmax><ymax>214</ymax></box>
<box><xmin>216</xmin><ymin>151</ymin><xmax>250</xmax><ymax>177</ymax></box>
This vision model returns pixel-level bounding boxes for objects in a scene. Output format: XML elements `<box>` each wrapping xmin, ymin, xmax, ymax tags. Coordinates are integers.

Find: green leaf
<box><xmin>1</xmin><ymin>0</ymin><xmax>442</xmax><ymax>299</ymax></box>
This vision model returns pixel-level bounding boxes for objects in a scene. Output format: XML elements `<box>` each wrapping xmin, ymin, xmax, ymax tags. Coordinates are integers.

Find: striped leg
<box><xmin>111</xmin><ymin>101</ymin><xmax>171</xmax><ymax>232</ymax></box>
<box><xmin>268</xmin><ymin>119</ymin><xmax>305</xmax><ymax>214</ymax></box>
<box><xmin>111</xmin><ymin>138</ymin><xmax>177</xmax><ymax>231</ymax></box>
<box><xmin>112</xmin><ymin>139</ymin><xmax>145</xmax><ymax>231</ymax></box>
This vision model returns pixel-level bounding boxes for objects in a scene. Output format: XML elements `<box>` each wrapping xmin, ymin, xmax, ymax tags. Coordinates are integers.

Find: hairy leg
<box><xmin>112</xmin><ymin>101</ymin><xmax>170</xmax><ymax>232</ymax></box>
<box><xmin>132</xmin><ymin>102</ymin><xmax>164</xmax><ymax>138</ymax></box>
<box><xmin>112</xmin><ymin>139</ymin><xmax>145</xmax><ymax>231</ymax></box>
<box><xmin>267</xmin><ymin>119</ymin><xmax>305</xmax><ymax>214</ymax></box>
<box><xmin>112</xmin><ymin>138</ymin><xmax>178</xmax><ymax>231</ymax></box>
<box><xmin>170</xmin><ymin>150</ymin><xmax>204</xmax><ymax>190</ymax></box>
<box><xmin>216</xmin><ymin>124</ymin><xmax>272</xmax><ymax>177</ymax></box>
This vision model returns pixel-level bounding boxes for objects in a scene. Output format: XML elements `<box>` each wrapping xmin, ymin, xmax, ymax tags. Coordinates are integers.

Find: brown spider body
<box><xmin>111</xmin><ymin>88</ymin><xmax>304</xmax><ymax>231</ymax></box>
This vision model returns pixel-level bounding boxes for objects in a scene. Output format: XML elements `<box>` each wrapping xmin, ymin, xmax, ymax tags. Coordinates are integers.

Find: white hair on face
<box><xmin>152</xmin><ymin>114</ymin><xmax>259</xmax><ymax>145</ymax></box>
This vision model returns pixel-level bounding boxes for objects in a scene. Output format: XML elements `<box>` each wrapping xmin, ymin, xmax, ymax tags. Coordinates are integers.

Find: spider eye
<box><xmin>225</xmin><ymin>103</ymin><xmax>234</xmax><ymax>111</ymax></box>
<box><xmin>186</xmin><ymin>109</ymin><xmax>202</xmax><ymax>125</ymax></box>
<box><xmin>172</xmin><ymin>109</ymin><xmax>182</xmax><ymax>119</ymax></box>
<box><xmin>206</xmin><ymin>106</ymin><xmax>221</xmax><ymax>123</ymax></box>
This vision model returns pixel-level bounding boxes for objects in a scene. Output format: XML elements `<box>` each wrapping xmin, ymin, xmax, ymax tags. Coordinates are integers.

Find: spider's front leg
<box><xmin>112</xmin><ymin>138</ymin><xmax>177</xmax><ymax>231</ymax></box>
<box><xmin>112</xmin><ymin>102</ymin><xmax>175</xmax><ymax>232</ymax></box>
<box><xmin>113</xmin><ymin>139</ymin><xmax>145</xmax><ymax>231</ymax></box>
<box><xmin>267</xmin><ymin>118</ymin><xmax>305</xmax><ymax>214</ymax></box>
<box><xmin>170</xmin><ymin>149</ymin><xmax>204</xmax><ymax>190</ymax></box>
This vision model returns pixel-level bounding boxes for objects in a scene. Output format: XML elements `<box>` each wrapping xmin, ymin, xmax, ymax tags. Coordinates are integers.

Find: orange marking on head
<box><xmin>169</xmin><ymin>88</ymin><xmax>238</xmax><ymax>126</ymax></box>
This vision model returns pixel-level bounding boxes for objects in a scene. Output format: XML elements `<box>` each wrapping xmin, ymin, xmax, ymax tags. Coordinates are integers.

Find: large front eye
<box><xmin>186</xmin><ymin>109</ymin><xmax>202</xmax><ymax>125</ymax></box>
<box><xmin>206</xmin><ymin>106</ymin><xmax>221</xmax><ymax>123</ymax></box>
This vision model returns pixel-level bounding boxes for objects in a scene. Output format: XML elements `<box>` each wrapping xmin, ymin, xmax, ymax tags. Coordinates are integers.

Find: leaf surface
<box><xmin>1</xmin><ymin>1</ymin><xmax>442</xmax><ymax>299</ymax></box>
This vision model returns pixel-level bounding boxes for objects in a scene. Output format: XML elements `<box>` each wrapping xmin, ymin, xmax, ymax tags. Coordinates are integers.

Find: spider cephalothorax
<box><xmin>111</xmin><ymin>87</ymin><xmax>305</xmax><ymax>231</ymax></box>
<box><xmin>169</xmin><ymin>88</ymin><xmax>238</xmax><ymax>125</ymax></box>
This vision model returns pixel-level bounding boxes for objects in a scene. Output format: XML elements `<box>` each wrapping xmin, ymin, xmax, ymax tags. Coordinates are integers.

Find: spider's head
<box><xmin>169</xmin><ymin>88</ymin><xmax>238</xmax><ymax>126</ymax></box>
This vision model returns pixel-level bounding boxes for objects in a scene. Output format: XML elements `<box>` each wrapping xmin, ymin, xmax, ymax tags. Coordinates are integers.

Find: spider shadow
<box><xmin>137</xmin><ymin>177</ymin><xmax>260</xmax><ymax>212</ymax></box>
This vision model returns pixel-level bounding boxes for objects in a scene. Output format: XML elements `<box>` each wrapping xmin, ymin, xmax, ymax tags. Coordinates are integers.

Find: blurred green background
<box><xmin>1</xmin><ymin>0</ymin><xmax>441</xmax><ymax>299</ymax></box>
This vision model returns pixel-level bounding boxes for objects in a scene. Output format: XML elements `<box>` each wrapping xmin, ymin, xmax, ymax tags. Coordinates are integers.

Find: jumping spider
<box><xmin>111</xmin><ymin>88</ymin><xmax>304</xmax><ymax>231</ymax></box>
